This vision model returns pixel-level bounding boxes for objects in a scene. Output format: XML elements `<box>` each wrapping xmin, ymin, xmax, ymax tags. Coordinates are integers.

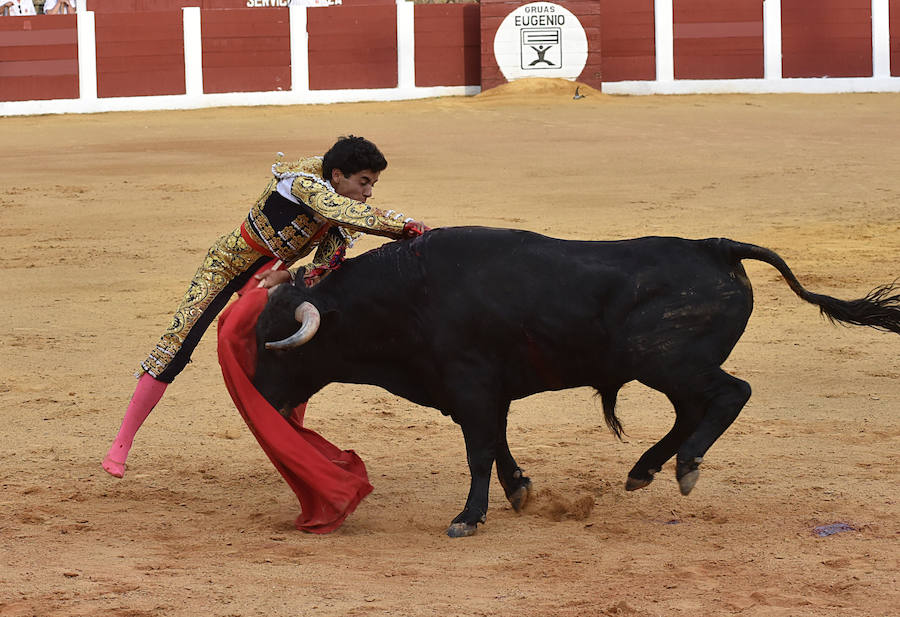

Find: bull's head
<box><xmin>254</xmin><ymin>286</ymin><xmax>332</xmax><ymax>413</ymax></box>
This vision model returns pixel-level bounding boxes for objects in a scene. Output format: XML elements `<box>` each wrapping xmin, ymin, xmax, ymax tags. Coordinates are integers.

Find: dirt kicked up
<box><xmin>1</xmin><ymin>80</ymin><xmax>898</xmax><ymax>616</ymax></box>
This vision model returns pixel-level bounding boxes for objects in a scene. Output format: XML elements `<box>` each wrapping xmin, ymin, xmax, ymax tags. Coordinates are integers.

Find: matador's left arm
<box><xmin>293</xmin><ymin>226</ymin><xmax>356</xmax><ymax>287</ymax></box>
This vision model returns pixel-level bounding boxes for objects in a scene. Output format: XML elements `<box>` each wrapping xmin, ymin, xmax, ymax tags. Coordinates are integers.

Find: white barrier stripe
<box><xmin>872</xmin><ymin>0</ymin><xmax>891</xmax><ymax>78</ymax></box>
<box><xmin>290</xmin><ymin>6</ymin><xmax>309</xmax><ymax>92</ymax></box>
<box><xmin>183</xmin><ymin>7</ymin><xmax>203</xmax><ymax>96</ymax></box>
<box><xmin>76</xmin><ymin>10</ymin><xmax>96</xmax><ymax>100</ymax></box>
<box><xmin>654</xmin><ymin>0</ymin><xmax>674</xmax><ymax>82</ymax></box>
<box><xmin>763</xmin><ymin>0</ymin><xmax>782</xmax><ymax>80</ymax></box>
<box><xmin>396</xmin><ymin>0</ymin><xmax>415</xmax><ymax>89</ymax></box>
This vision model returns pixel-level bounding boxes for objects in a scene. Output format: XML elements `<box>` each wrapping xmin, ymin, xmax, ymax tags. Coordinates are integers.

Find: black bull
<box><xmin>254</xmin><ymin>227</ymin><xmax>900</xmax><ymax>537</ymax></box>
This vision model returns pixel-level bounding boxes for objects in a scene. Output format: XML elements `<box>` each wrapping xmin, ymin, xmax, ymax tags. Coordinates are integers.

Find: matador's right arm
<box><xmin>288</xmin><ymin>175</ymin><xmax>414</xmax><ymax>240</ymax></box>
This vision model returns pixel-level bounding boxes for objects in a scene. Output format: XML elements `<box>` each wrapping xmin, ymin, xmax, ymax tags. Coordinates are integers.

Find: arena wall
<box><xmin>308</xmin><ymin>4</ymin><xmax>398</xmax><ymax>90</ymax></box>
<box><xmin>95</xmin><ymin>11</ymin><xmax>186</xmax><ymax>98</ymax></box>
<box><xmin>781</xmin><ymin>0</ymin><xmax>872</xmax><ymax>78</ymax></box>
<box><xmin>201</xmin><ymin>8</ymin><xmax>291</xmax><ymax>93</ymax></box>
<box><xmin>891</xmin><ymin>0</ymin><xmax>900</xmax><ymax>74</ymax></box>
<box><xmin>604</xmin><ymin>0</ymin><xmax>900</xmax><ymax>94</ymax></box>
<box><xmin>414</xmin><ymin>3</ymin><xmax>480</xmax><ymax>88</ymax></box>
<box><xmin>598</xmin><ymin>0</ymin><xmax>656</xmax><ymax>83</ymax></box>
<box><xmin>673</xmin><ymin>0</ymin><xmax>764</xmax><ymax>80</ymax></box>
<box><xmin>1</xmin><ymin>0</ymin><xmax>899</xmax><ymax>116</ymax></box>
<box><xmin>0</xmin><ymin>14</ymin><xmax>78</xmax><ymax>102</ymax></box>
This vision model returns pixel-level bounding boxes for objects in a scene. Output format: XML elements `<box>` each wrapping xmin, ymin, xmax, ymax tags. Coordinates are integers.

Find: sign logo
<box><xmin>521</xmin><ymin>28</ymin><xmax>561</xmax><ymax>69</ymax></box>
<box><xmin>493</xmin><ymin>2</ymin><xmax>588</xmax><ymax>82</ymax></box>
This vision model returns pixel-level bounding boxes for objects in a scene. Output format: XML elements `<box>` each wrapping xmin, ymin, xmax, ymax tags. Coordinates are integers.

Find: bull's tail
<box><xmin>719</xmin><ymin>239</ymin><xmax>900</xmax><ymax>334</ymax></box>
<box><xmin>598</xmin><ymin>387</ymin><xmax>624</xmax><ymax>440</ymax></box>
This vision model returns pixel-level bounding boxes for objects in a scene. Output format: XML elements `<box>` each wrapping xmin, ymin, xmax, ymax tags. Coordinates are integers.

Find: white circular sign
<box><xmin>492</xmin><ymin>2</ymin><xmax>588</xmax><ymax>82</ymax></box>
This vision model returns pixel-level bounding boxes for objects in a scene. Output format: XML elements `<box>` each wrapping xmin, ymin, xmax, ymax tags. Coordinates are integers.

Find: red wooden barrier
<box><xmin>891</xmin><ymin>0</ymin><xmax>900</xmax><ymax>77</ymax></box>
<box><xmin>307</xmin><ymin>4</ymin><xmax>398</xmax><ymax>90</ymax></box>
<box><xmin>673</xmin><ymin>0</ymin><xmax>763</xmax><ymax>80</ymax></box>
<box><xmin>84</xmin><ymin>0</ymin><xmax>398</xmax><ymax>9</ymax></box>
<box><xmin>83</xmin><ymin>1</ymin><xmax>246</xmax><ymax>11</ymax></box>
<box><xmin>95</xmin><ymin>11</ymin><xmax>185</xmax><ymax>97</ymax></box>
<box><xmin>569</xmin><ymin>1</ymin><xmax>602</xmax><ymax>86</ymax></box>
<box><xmin>781</xmin><ymin>0</ymin><xmax>872</xmax><ymax>78</ymax></box>
<box><xmin>0</xmin><ymin>15</ymin><xmax>78</xmax><ymax>102</ymax></box>
<box><xmin>599</xmin><ymin>0</ymin><xmax>655</xmax><ymax>82</ymax></box>
<box><xmin>480</xmin><ymin>0</ymin><xmax>526</xmax><ymax>91</ymax></box>
<box><xmin>201</xmin><ymin>8</ymin><xmax>291</xmax><ymax>93</ymax></box>
<box><xmin>5</xmin><ymin>1</ymin><xmax>896</xmax><ymax>106</ymax></box>
<box><xmin>414</xmin><ymin>2</ymin><xmax>480</xmax><ymax>87</ymax></box>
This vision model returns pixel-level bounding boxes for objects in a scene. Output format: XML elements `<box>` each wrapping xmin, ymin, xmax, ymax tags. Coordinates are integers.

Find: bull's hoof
<box><xmin>446</xmin><ymin>522</ymin><xmax>478</xmax><ymax>538</ymax></box>
<box><xmin>678</xmin><ymin>470</ymin><xmax>700</xmax><ymax>495</ymax></box>
<box><xmin>508</xmin><ymin>478</ymin><xmax>532</xmax><ymax>512</ymax></box>
<box><xmin>625</xmin><ymin>475</ymin><xmax>652</xmax><ymax>491</ymax></box>
<box><xmin>676</xmin><ymin>457</ymin><xmax>702</xmax><ymax>495</ymax></box>
<box><xmin>625</xmin><ymin>467</ymin><xmax>659</xmax><ymax>491</ymax></box>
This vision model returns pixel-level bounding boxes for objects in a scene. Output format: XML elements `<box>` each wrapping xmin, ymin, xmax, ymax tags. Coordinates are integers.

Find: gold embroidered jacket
<box><xmin>242</xmin><ymin>156</ymin><xmax>412</xmax><ymax>276</ymax></box>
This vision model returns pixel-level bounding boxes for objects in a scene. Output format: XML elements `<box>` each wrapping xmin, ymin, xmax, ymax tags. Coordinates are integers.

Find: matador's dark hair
<box><xmin>322</xmin><ymin>135</ymin><xmax>388</xmax><ymax>183</ymax></box>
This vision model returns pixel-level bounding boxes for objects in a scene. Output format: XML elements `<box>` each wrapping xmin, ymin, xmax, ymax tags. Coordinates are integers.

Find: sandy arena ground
<box><xmin>1</xmin><ymin>80</ymin><xmax>898</xmax><ymax>616</ymax></box>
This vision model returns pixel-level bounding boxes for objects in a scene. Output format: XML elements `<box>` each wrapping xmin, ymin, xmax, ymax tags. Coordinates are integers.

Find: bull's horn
<box><xmin>265</xmin><ymin>302</ymin><xmax>321</xmax><ymax>349</ymax></box>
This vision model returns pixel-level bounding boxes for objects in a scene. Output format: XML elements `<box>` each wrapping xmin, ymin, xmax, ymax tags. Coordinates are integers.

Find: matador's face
<box><xmin>332</xmin><ymin>168</ymin><xmax>380</xmax><ymax>203</ymax></box>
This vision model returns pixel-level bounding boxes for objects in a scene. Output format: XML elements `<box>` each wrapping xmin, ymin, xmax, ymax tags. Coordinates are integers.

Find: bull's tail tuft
<box><xmin>811</xmin><ymin>280</ymin><xmax>900</xmax><ymax>334</ymax></box>
<box><xmin>720</xmin><ymin>239</ymin><xmax>900</xmax><ymax>335</ymax></box>
<box><xmin>597</xmin><ymin>387</ymin><xmax>625</xmax><ymax>440</ymax></box>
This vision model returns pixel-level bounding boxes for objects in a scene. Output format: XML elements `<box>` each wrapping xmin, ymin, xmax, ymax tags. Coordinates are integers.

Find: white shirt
<box><xmin>4</xmin><ymin>0</ymin><xmax>37</xmax><ymax>15</ymax></box>
<box><xmin>42</xmin><ymin>0</ymin><xmax>75</xmax><ymax>13</ymax></box>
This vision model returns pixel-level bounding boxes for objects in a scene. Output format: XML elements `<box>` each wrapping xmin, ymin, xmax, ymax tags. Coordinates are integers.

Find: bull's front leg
<box><xmin>447</xmin><ymin>415</ymin><xmax>498</xmax><ymax>538</ymax></box>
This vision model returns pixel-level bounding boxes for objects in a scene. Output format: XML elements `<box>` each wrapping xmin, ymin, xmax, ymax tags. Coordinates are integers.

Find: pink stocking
<box><xmin>102</xmin><ymin>373</ymin><xmax>168</xmax><ymax>478</ymax></box>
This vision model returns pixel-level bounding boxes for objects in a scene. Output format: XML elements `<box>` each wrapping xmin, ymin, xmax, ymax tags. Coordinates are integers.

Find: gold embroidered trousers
<box><xmin>140</xmin><ymin>228</ymin><xmax>272</xmax><ymax>382</ymax></box>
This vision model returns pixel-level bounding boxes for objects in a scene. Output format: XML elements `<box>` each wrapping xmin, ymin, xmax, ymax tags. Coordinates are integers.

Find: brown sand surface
<box><xmin>1</xmin><ymin>80</ymin><xmax>898</xmax><ymax>616</ymax></box>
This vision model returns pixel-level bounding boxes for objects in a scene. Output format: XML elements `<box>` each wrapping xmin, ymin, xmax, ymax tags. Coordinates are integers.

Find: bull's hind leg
<box><xmin>626</xmin><ymin>394</ymin><xmax>704</xmax><ymax>491</ymax></box>
<box><xmin>675</xmin><ymin>369</ymin><xmax>751</xmax><ymax>495</ymax></box>
<box><xmin>495</xmin><ymin>408</ymin><xmax>532</xmax><ymax>512</ymax></box>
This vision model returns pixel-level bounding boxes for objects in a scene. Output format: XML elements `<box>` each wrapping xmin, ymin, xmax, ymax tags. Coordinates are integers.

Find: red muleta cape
<box><xmin>216</xmin><ymin>272</ymin><xmax>372</xmax><ymax>533</ymax></box>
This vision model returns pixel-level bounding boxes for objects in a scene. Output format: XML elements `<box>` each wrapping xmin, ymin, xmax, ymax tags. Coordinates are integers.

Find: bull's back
<box><xmin>415</xmin><ymin>227</ymin><xmax>746</xmax><ymax>322</ymax></box>
<box><xmin>407</xmin><ymin>228</ymin><xmax>754</xmax><ymax>393</ymax></box>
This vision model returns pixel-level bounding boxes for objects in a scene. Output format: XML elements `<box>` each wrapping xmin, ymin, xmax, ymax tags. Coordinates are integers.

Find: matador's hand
<box><xmin>255</xmin><ymin>267</ymin><xmax>292</xmax><ymax>289</ymax></box>
<box><xmin>402</xmin><ymin>220</ymin><xmax>430</xmax><ymax>238</ymax></box>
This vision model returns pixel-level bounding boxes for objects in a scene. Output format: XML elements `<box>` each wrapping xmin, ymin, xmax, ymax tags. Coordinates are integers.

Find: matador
<box><xmin>102</xmin><ymin>136</ymin><xmax>428</xmax><ymax>478</ymax></box>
